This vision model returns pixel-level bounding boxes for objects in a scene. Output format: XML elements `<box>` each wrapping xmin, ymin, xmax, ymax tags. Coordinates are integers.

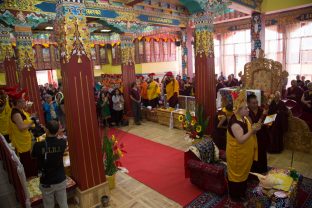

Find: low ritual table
<box><xmin>249</xmin><ymin>168</ymin><xmax>302</xmax><ymax>208</ymax></box>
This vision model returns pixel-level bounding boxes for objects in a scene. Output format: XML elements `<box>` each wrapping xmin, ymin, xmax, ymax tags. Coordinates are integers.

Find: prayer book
<box><xmin>263</xmin><ymin>114</ymin><xmax>277</xmax><ymax>125</ymax></box>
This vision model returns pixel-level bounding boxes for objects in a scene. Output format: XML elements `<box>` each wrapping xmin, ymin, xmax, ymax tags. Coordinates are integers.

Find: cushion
<box><xmin>189</xmin><ymin>139</ymin><xmax>219</xmax><ymax>163</ymax></box>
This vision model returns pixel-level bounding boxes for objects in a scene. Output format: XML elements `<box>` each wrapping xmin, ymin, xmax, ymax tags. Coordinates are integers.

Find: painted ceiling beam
<box><xmin>228</xmin><ymin>2</ymin><xmax>254</xmax><ymax>15</ymax></box>
<box><xmin>125</xmin><ymin>0</ymin><xmax>144</xmax><ymax>7</ymax></box>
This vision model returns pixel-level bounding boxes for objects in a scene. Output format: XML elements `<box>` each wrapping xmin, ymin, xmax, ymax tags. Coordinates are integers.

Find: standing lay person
<box><xmin>43</xmin><ymin>94</ymin><xmax>59</xmax><ymax>123</ymax></box>
<box><xmin>55</xmin><ymin>92</ymin><xmax>66</xmax><ymax>130</ymax></box>
<box><xmin>164</xmin><ymin>71</ymin><xmax>179</xmax><ymax>108</ymax></box>
<box><xmin>130</xmin><ymin>82</ymin><xmax>142</xmax><ymax>125</ymax></box>
<box><xmin>32</xmin><ymin>120</ymin><xmax>68</xmax><ymax>208</ymax></box>
<box><xmin>226</xmin><ymin>90</ymin><xmax>260</xmax><ymax>203</ymax></box>
<box><xmin>112</xmin><ymin>89</ymin><xmax>124</xmax><ymax>126</ymax></box>
<box><xmin>97</xmin><ymin>91</ymin><xmax>111</xmax><ymax>127</ymax></box>
<box><xmin>247</xmin><ymin>94</ymin><xmax>268</xmax><ymax>174</ymax></box>
<box><xmin>9</xmin><ymin>90</ymin><xmax>38</xmax><ymax>178</ymax></box>
<box><xmin>267</xmin><ymin>91</ymin><xmax>289</xmax><ymax>153</ymax></box>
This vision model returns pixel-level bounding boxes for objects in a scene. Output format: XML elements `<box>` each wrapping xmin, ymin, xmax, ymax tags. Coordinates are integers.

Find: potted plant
<box><xmin>102</xmin><ymin>131</ymin><xmax>126</xmax><ymax>189</ymax></box>
<box><xmin>178</xmin><ymin>105</ymin><xmax>209</xmax><ymax>144</ymax></box>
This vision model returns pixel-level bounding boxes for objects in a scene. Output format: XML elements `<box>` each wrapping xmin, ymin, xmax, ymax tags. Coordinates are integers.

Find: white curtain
<box><xmin>218</xmin><ymin>29</ymin><xmax>251</xmax><ymax>78</ymax></box>
<box><xmin>285</xmin><ymin>22</ymin><xmax>312</xmax><ymax>82</ymax></box>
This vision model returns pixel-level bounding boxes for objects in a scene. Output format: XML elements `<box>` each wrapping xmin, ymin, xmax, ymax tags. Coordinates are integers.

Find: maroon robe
<box><xmin>301</xmin><ymin>90</ymin><xmax>312</xmax><ymax>131</ymax></box>
<box><xmin>286</xmin><ymin>86</ymin><xmax>304</xmax><ymax>103</ymax></box>
<box><xmin>248</xmin><ymin>107</ymin><xmax>268</xmax><ymax>173</ymax></box>
<box><xmin>267</xmin><ymin>100</ymin><xmax>289</xmax><ymax>153</ymax></box>
<box><xmin>212</xmin><ymin>110</ymin><xmax>227</xmax><ymax>150</ymax></box>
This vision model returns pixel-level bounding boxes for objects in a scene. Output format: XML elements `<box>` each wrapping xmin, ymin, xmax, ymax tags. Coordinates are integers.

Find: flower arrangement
<box><xmin>102</xmin><ymin>133</ymin><xmax>127</xmax><ymax>176</ymax></box>
<box><xmin>179</xmin><ymin>105</ymin><xmax>209</xmax><ymax>143</ymax></box>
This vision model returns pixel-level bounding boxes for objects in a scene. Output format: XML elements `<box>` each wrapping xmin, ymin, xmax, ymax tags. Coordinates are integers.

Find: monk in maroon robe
<box><xmin>267</xmin><ymin>91</ymin><xmax>289</xmax><ymax>153</ymax></box>
<box><xmin>286</xmin><ymin>80</ymin><xmax>304</xmax><ymax>103</ymax></box>
<box><xmin>301</xmin><ymin>83</ymin><xmax>312</xmax><ymax>131</ymax></box>
<box><xmin>247</xmin><ymin>94</ymin><xmax>268</xmax><ymax>173</ymax></box>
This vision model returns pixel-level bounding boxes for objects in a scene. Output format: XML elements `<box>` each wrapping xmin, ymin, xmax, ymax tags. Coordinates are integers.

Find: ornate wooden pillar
<box><xmin>181</xmin><ymin>29</ymin><xmax>188</xmax><ymax>75</ymax></box>
<box><xmin>251</xmin><ymin>12</ymin><xmax>265</xmax><ymax>61</ymax></box>
<box><xmin>193</xmin><ymin>2</ymin><xmax>229</xmax><ymax>134</ymax></box>
<box><xmin>55</xmin><ymin>1</ymin><xmax>107</xmax><ymax>207</ymax></box>
<box><xmin>186</xmin><ymin>23</ymin><xmax>194</xmax><ymax>79</ymax></box>
<box><xmin>120</xmin><ymin>34</ymin><xmax>136</xmax><ymax>116</ymax></box>
<box><xmin>0</xmin><ymin>26</ymin><xmax>18</xmax><ymax>86</ymax></box>
<box><xmin>15</xmin><ymin>26</ymin><xmax>44</xmax><ymax>123</ymax></box>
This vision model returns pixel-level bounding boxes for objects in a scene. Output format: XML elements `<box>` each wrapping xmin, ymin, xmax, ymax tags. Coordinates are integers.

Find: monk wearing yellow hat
<box><xmin>226</xmin><ymin>89</ymin><xmax>260</xmax><ymax>203</ymax></box>
<box><xmin>164</xmin><ymin>71</ymin><xmax>179</xmax><ymax>108</ymax></box>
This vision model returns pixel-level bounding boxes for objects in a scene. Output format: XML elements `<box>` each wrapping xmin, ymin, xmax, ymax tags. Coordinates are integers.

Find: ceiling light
<box><xmin>45</xmin><ymin>26</ymin><xmax>53</xmax><ymax>30</ymax></box>
<box><xmin>101</xmin><ymin>29</ymin><xmax>111</xmax><ymax>32</ymax></box>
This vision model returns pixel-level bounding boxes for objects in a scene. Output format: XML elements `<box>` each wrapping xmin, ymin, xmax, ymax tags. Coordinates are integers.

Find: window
<box><xmin>286</xmin><ymin>22</ymin><xmax>312</xmax><ymax>82</ymax></box>
<box><xmin>219</xmin><ymin>29</ymin><xmax>251</xmax><ymax>77</ymax></box>
<box><xmin>265</xmin><ymin>25</ymin><xmax>283</xmax><ymax>63</ymax></box>
<box><xmin>214</xmin><ymin>38</ymin><xmax>220</xmax><ymax>76</ymax></box>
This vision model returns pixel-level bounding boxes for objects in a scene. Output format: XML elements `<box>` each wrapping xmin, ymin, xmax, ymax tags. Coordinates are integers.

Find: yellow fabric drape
<box><xmin>0</xmin><ymin>99</ymin><xmax>11</xmax><ymax>135</ymax></box>
<box><xmin>226</xmin><ymin>118</ymin><xmax>258</xmax><ymax>182</ymax></box>
<box><xmin>9</xmin><ymin>110</ymin><xmax>33</xmax><ymax>153</ymax></box>
<box><xmin>147</xmin><ymin>81</ymin><xmax>160</xmax><ymax>100</ymax></box>
<box><xmin>166</xmin><ymin>79</ymin><xmax>179</xmax><ymax>100</ymax></box>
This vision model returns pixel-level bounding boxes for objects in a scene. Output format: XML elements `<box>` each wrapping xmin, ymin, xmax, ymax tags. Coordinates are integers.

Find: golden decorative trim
<box><xmin>243</xmin><ymin>49</ymin><xmax>288</xmax><ymax>97</ymax></box>
<box><xmin>195</xmin><ymin>30</ymin><xmax>214</xmax><ymax>57</ymax></box>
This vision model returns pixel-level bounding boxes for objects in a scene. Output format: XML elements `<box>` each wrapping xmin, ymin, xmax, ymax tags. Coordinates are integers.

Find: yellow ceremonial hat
<box><xmin>232</xmin><ymin>89</ymin><xmax>247</xmax><ymax>112</ymax></box>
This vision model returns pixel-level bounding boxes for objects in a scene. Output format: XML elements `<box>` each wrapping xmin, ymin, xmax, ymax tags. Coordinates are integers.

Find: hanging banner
<box><xmin>137</xmin><ymin>15</ymin><xmax>180</xmax><ymax>26</ymax></box>
<box><xmin>35</xmin><ymin>2</ymin><xmax>181</xmax><ymax>26</ymax></box>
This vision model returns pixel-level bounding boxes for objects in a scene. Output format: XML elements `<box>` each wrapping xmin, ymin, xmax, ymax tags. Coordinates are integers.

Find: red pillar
<box><xmin>186</xmin><ymin>24</ymin><xmax>194</xmax><ymax>79</ymax></box>
<box><xmin>19</xmin><ymin>53</ymin><xmax>45</xmax><ymax>124</ymax></box>
<box><xmin>0</xmin><ymin>29</ymin><xmax>18</xmax><ymax>87</ymax></box>
<box><xmin>121</xmin><ymin>34</ymin><xmax>136</xmax><ymax>116</ymax></box>
<box><xmin>55</xmin><ymin>2</ymin><xmax>106</xmax><ymax>199</ymax></box>
<box><xmin>61</xmin><ymin>53</ymin><xmax>105</xmax><ymax>190</ymax></box>
<box><xmin>4</xmin><ymin>55</ymin><xmax>19</xmax><ymax>87</ymax></box>
<box><xmin>194</xmin><ymin>26</ymin><xmax>216</xmax><ymax>134</ymax></box>
<box><xmin>15</xmin><ymin>26</ymin><xmax>44</xmax><ymax>123</ymax></box>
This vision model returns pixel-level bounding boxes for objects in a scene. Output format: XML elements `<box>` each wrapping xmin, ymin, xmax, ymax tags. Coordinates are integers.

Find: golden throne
<box><xmin>243</xmin><ymin>50</ymin><xmax>288</xmax><ymax>100</ymax></box>
<box><xmin>243</xmin><ymin>50</ymin><xmax>312</xmax><ymax>153</ymax></box>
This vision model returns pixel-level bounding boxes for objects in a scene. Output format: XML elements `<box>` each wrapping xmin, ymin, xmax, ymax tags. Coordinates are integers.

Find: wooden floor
<box><xmin>105</xmin><ymin>121</ymin><xmax>312</xmax><ymax>208</ymax></box>
<box><xmin>1</xmin><ymin>121</ymin><xmax>311</xmax><ymax>208</ymax></box>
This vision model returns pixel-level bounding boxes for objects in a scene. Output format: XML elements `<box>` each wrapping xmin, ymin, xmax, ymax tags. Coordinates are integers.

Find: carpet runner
<box><xmin>107</xmin><ymin>128</ymin><xmax>203</xmax><ymax>206</ymax></box>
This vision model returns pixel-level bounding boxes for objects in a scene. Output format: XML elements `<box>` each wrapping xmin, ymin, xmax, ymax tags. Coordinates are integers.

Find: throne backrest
<box><xmin>244</xmin><ymin>50</ymin><xmax>288</xmax><ymax>98</ymax></box>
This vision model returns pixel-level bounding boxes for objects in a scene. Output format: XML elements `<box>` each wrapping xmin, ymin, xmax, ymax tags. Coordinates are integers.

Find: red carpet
<box><xmin>107</xmin><ymin>128</ymin><xmax>203</xmax><ymax>206</ymax></box>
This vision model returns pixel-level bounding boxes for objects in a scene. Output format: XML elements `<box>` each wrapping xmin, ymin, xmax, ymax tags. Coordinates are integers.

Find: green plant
<box><xmin>179</xmin><ymin>104</ymin><xmax>209</xmax><ymax>140</ymax></box>
<box><xmin>102</xmin><ymin>130</ymin><xmax>126</xmax><ymax>176</ymax></box>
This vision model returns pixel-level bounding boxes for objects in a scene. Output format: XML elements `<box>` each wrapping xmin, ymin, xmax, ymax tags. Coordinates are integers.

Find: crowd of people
<box><xmin>0</xmin><ymin>87</ymin><xmax>68</xmax><ymax>208</ymax></box>
<box><xmin>94</xmin><ymin>71</ymin><xmax>180</xmax><ymax>126</ymax></box>
<box><xmin>1</xmin><ymin>70</ymin><xmax>311</xmax><ymax>207</ymax></box>
<box><xmin>209</xmin><ymin>73</ymin><xmax>311</xmax><ymax>204</ymax></box>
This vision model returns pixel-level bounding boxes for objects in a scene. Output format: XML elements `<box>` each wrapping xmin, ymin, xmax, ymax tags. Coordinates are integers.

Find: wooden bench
<box><xmin>0</xmin><ymin>135</ymin><xmax>77</xmax><ymax>208</ymax></box>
